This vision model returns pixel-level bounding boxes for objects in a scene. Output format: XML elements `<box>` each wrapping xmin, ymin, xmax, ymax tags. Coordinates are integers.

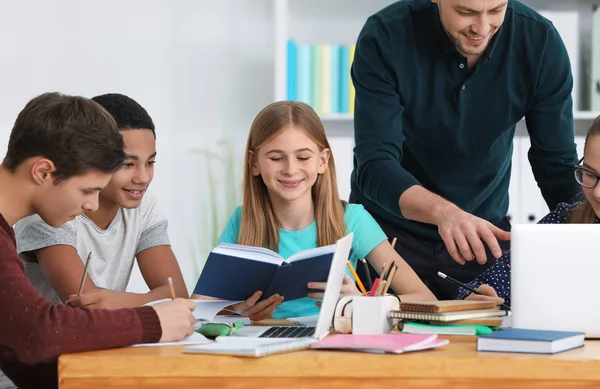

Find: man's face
<box><xmin>433</xmin><ymin>0</ymin><xmax>507</xmax><ymax>59</ymax></box>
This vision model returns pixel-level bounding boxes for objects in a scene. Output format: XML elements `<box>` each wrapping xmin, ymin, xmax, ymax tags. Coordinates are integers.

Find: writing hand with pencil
<box><xmin>151</xmin><ymin>298</ymin><xmax>197</xmax><ymax>342</ymax></box>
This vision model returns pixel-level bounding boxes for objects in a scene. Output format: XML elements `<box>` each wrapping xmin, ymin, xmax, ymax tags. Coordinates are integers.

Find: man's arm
<box><xmin>353</xmin><ymin>18</ymin><xmax>509</xmax><ymax>264</ymax></box>
<box><xmin>525</xmin><ymin>25</ymin><xmax>579</xmax><ymax>209</ymax></box>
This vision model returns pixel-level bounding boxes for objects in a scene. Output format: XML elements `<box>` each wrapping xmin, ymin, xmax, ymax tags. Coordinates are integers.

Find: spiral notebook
<box><xmin>389</xmin><ymin>308</ymin><xmax>510</xmax><ymax>322</ymax></box>
<box><xmin>399</xmin><ymin>300</ymin><xmax>500</xmax><ymax>313</ymax></box>
<box><xmin>184</xmin><ymin>338</ymin><xmax>312</xmax><ymax>357</ymax></box>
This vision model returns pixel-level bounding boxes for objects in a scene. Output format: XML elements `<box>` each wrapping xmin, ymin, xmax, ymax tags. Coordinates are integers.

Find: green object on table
<box><xmin>401</xmin><ymin>322</ymin><xmax>495</xmax><ymax>336</ymax></box>
<box><xmin>195</xmin><ymin>321</ymin><xmax>246</xmax><ymax>338</ymax></box>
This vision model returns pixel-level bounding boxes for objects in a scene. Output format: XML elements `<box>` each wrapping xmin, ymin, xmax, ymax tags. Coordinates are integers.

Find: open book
<box><xmin>192</xmin><ymin>243</ymin><xmax>337</xmax><ymax>301</ymax></box>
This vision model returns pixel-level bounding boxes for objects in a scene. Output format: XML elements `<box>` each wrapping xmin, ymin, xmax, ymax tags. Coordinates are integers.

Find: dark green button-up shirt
<box><xmin>350</xmin><ymin>0</ymin><xmax>579</xmax><ymax>239</ymax></box>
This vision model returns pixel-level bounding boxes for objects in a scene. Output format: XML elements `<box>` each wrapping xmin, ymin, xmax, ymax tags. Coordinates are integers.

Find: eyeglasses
<box><xmin>574</xmin><ymin>157</ymin><xmax>600</xmax><ymax>188</ymax></box>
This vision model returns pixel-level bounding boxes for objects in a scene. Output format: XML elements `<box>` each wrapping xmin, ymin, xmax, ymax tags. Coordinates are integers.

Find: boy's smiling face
<box><xmin>99</xmin><ymin>129</ymin><xmax>156</xmax><ymax>209</ymax></box>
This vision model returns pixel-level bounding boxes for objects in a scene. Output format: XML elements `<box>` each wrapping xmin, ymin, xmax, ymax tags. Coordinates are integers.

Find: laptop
<box><xmin>229</xmin><ymin>232</ymin><xmax>353</xmax><ymax>341</ymax></box>
<box><xmin>511</xmin><ymin>224</ymin><xmax>600</xmax><ymax>338</ymax></box>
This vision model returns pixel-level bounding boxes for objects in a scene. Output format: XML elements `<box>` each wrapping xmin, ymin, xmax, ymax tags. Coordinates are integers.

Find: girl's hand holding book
<box><xmin>307</xmin><ymin>274</ymin><xmax>362</xmax><ymax>300</ymax></box>
<box><xmin>232</xmin><ymin>291</ymin><xmax>284</xmax><ymax>322</ymax></box>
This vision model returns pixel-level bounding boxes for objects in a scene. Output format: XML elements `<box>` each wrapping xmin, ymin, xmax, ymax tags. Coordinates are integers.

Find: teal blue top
<box><xmin>218</xmin><ymin>203</ymin><xmax>387</xmax><ymax>318</ymax></box>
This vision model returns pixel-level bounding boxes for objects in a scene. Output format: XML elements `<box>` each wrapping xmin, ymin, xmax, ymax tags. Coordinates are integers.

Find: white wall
<box><xmin>0</xmin><ymin>0</ymin><xmax>275</xmax><ymax>292</ymax></box>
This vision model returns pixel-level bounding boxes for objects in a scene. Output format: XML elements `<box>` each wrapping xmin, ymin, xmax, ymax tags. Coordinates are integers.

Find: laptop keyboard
<box><xmin>260</xmin><ymin>326</ymin><xmax>316</xmax><ymax>338</ymax></box>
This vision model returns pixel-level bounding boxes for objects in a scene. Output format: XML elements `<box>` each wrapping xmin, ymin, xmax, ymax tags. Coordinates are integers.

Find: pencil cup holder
<box><xmin>351</xmin><ymin>295</ymin><xmax>400</xmax><ymax>335</ymax></box>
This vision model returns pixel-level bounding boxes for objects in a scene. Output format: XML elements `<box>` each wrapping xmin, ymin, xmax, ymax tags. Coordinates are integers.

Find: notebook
<box><xmin>400</xmin><ymin>300</ymin><xmax>500</xmax><ymax>313</ymax></box>
<box><xmin>132</xmin><ymin>332</ymin><xmax>212</xmax><ymax>347</ymax></box>
<box><xmin>428</xmin><ymin>317</ymin><xmax>503</xmax><ymax>326</ymax></box>
<box><xmin>477</xmin><ymin>328</ymin><xmax>585</xmax><ymax>354</ymax></box>
<box><xmin>146</xmin><ymin>298</ymin><xmax>244</xmax><ymax>323</ymax></box>
<box><xmin>192</xmin><ymin>242</ymin><xmax>338</xmax><ymax>301</ymax></box>
<box><xmin>230</xmin><ymin>233</ymin><xmax>353</xmax><ymax>340</ymax></box>
<box><xmin>311</xmin><ymin>334</ymin><xmax>449</xmax><ymax>354</ymax></box>
<box><xmin>185</xmin><ymin>338</ymin><xmax>313</xmax><ymax>357</ymax></box>
<box><xmin>389</xmin><ymin>308</ymin><xmax>510</xmax><ymax>322</ymax></box>
<box><xmin>400</xmin><ymin>322</ymin><xmax>494</xmax><ymax>336</ymax></box>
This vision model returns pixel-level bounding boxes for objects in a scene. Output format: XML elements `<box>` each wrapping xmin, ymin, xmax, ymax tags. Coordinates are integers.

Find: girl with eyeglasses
<box><xmin>456</xmin><ymin>116</ymin><xmax>600</xmax><ymax>308</ymax></box>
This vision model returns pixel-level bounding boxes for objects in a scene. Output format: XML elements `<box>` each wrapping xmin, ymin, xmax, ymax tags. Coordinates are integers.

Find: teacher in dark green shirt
<box><xmin>350</xmin><ymin>0</ymin><xmax>579</xmax><ymax>299</ymax></box>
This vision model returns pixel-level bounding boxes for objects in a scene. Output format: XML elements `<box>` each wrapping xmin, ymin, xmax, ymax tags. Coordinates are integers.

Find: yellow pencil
<box><xmin>347</xmin><ymin>261</ymin><xmax>368</xmax><ymax>296</ymax></box>
<box><xmin>77</xmin><ymin>252</ymin><xmax>92</xmax><ymax>297</ymax></box>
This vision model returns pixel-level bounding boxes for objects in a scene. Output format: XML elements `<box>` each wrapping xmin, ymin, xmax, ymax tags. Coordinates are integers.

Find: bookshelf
<box><xmin>273</xmin><ymin>0</ymin><xmax>600</xmax><ymax>224</ymax></box>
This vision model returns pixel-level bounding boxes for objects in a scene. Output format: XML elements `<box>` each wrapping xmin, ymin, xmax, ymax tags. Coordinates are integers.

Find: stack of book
<box><xmin>286</xmin><ymin>40</ymin><xmax>356</xmax><ymax>115</ymax></box>
<box><xmin>389</xmin><ymin>300</ymin><xmax>509</xmax><ymax>336</ymax></box>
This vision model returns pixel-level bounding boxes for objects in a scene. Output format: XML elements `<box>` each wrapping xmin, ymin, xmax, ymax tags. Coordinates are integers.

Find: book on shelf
<box><xmin>286</xmin><ymin>40</ymin><xmax>355</xmax><ymax>115</ymax></box>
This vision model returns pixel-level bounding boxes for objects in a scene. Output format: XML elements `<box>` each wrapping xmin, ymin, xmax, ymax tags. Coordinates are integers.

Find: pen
<box><xmin>77</xmin><ymin>252</ymin><xmax>93</xmax><ymax>297</ymax></box>
<box><xmin>360</xmin><ymin>258</ymin><xmax>373</xmax><ymax>290</ymax></box>
<box><xmin>437</xmin><ymin>271</ymin><xmax>511</xmax><ymax>311</ymax></box>
<box><xmin>168</xmin><ymin>277</ymin><xmax>176</xmax><ymax>300</ymax></box>
<box><xmin>347</xmin><ymin>261</ymin><xmax>368</xmax><ymax>296</ymax></box>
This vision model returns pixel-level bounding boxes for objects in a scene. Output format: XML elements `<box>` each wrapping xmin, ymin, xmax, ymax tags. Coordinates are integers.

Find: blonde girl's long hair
<box><xmin>238</xmin><ymin>101</ymin><xmax>347</xmax><ymax>250</ymax></box>
<box><xmin>569</xmin><ymin>116</ymin><xmax>600</xmax><ymax>223</ymax></box>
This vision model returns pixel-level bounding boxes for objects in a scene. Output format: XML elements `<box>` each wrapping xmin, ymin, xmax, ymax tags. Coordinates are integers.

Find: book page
<box><xmin>286</xmin><ymin>243</ymin><xmax>336</xmax><ymax>262</ymax></box>
<box><xmin>214</xmin><ymin>243</ymin><xmax>284</xmax><ymax>264</ymax></box>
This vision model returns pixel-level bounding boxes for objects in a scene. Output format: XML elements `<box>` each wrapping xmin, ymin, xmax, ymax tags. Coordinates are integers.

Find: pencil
<box><xmin>437</xmin><ymin>271</ymin><xmax>511</xmax><ymax>311</ymax></box>
<box><xmin>376</xmin><ymin>280</ymin><xmax>387</xmax><ymax>296</ymax></box>
<box><xmin>347</xmin><ymin>262</ymin><xmax>368</xmax><ymax>296</ymax></box>
<box><xmin>382</xmin><ymin>261</ymin><xmax>398</xmax><ymax>295</ymax></box>
<box><xmin>77</xmin><ymin>252</ymin><xmax>92</xmax><ymax>297</ymax></box>
<box><xmin>168</xmin><ymin>277</ymin><xmax>176</xmax><ymax>300</ymax></box>
<box><xmin>360</xmin><ymin>258</ymin><xmax>373</xmax><ymax>290</ymax></box>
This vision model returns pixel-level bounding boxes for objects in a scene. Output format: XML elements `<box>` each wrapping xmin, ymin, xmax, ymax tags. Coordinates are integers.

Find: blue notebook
<box><xmin>477</xmin><ymin>328</ymin><xmax>585</xmax><ymax>354</ymax></box>
<box><xmin>193</xmin><ymin>243</ymin><xmax>337</xmax><ymax>301</ymax></box>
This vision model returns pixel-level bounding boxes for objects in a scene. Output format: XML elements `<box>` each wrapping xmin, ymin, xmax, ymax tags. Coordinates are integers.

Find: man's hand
<box><xmin>152</xmin><ymin>298</ymin><xmax>196</xmax><ymax>342</ymax></box>
<box><xmin>464</xmin><ymin>284</ymin><xmax>505</xmax><ymax>304</ymax></box>
<box><xmin>231</xmin><ymin>291</ymin><xmax>283</xmax><ymax>322</ymax></box>
<box><xmin>66</xmin><ymin>288</ymin><xmax>143</xmax><ymax>310</ymax></box>
<box><xmin>307</xmin><ymin>274</ymin><xmax>362</xmax><ymax>300</ymax></box>
<box><xmin>437</xmin><ymin>205</ymin><xmax>510</xmax><ymax>265</ymax></box>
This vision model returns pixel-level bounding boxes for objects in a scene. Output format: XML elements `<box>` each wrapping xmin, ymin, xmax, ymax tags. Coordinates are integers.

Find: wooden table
<box><xmin>58</xmin><ymin>338</ymin><xmax>600</xmax><ymax>388</ymax></box>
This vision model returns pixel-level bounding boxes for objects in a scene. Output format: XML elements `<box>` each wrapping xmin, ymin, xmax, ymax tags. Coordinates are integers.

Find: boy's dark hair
<box><xmin>91</xmin><ymin>93</ymin><xmax>155</xmax><ymax>137</ymax></box>
<box><xmin>2</xmin><ymin>92</ymin><xmax>125</xmax><ymax>182</ymax></box>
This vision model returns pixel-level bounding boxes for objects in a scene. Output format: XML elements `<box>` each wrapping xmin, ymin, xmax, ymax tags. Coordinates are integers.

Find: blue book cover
<box><xmin>480</xmin><ymin>328</ymin><xmax>584</xmax><ymax>342</ymax></box>
<box><xmin>339</xmin><ymin>46</ymin><xmax>350</xmax><ymax>113</ymax></box>
<box><xmin>287</xmin><ymin>40</ymin><xmax>297</xmax><ymax>101</ymax></box>
<box><xmin>330</xmin><ymin>44</ymin><xmax>340</xmax><ymax>113</ymax></box>
<box><xmin>193</xmin><ymin>243</ymin><xmax>337</xmax><ymax>301</ymax></box>
<box><xmin>311</xmin><ymin>44</ymin><xmax>321</xmax><ymax>112</ymax></box>
<box><xmin>296</xmin><ymin>44</ymin><xmax>312</xmax><ymax>105</ymax></box>
<box><xmin>477</xmin><ymin>328</ymin><xmax>585</xmax><ymax>354</ymax></box>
